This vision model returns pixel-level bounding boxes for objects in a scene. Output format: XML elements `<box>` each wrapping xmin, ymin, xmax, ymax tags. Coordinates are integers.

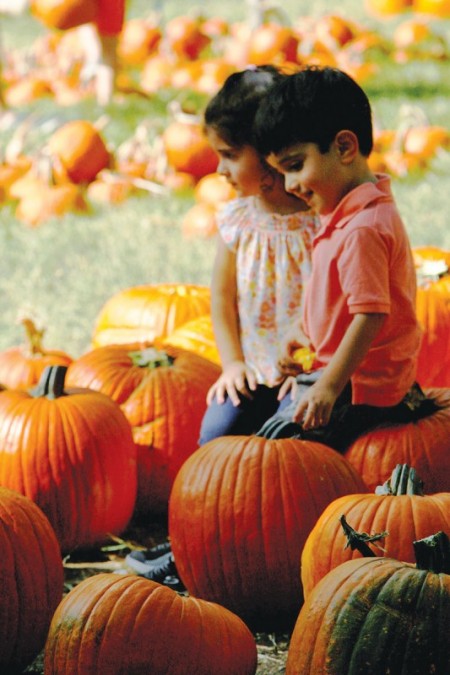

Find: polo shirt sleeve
<box><xmin>338</xmin><ymin>226</ymin><xmax>391</xmax><ymax>315</ymax></box>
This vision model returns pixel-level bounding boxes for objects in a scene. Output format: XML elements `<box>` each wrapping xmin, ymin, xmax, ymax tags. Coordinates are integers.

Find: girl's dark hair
<box><xmin>253</xmin><ymin>65</ymin><xmax>373</xmax><ymax>157</ymax></box>
<box><xmin>204</xmin><ymin>65</ymin><xmax>287</xmax><ymax>148</ymax></box>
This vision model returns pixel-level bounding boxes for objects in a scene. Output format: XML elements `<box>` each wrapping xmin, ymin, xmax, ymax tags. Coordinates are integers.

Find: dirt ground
<box><xmin>23</xmin><ymin>516</ymin><xmax>290</xmax><ymax>674</ymax></box>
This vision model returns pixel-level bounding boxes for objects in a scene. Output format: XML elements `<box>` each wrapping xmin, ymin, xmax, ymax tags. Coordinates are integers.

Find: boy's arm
<box><xmin>293</xmin><ymin>312</ymin><xmax>386</xmax><ymax>429</ymax></box>
<box><xmin>209</xmin><ymin>239</ymin><xmax>257</xmax><ymax>406</ymax></box>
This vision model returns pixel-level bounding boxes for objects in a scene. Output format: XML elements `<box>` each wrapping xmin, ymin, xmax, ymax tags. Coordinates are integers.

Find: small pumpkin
<box><xmin>0</xmin><ymin>317</ymin><xmax>73</xmax><ymax>390</ymax></box>
<box><xmin>44</xmin><ymin>573</ymin><xmax>258</xmax><ymax>675</ymax></box>
<box><xmin>286</xmin><ymin>530</ymin><xmax>450</xmax><ymax>674</ymax></box>
<box><xmin>169</xmin><ymin>435</ymin><xmax>368</xmax><ymax>632</ymax></box>
<box><xmin>0</xmin><ymin>487</ymin><xmax>64</xmax><ymax>673</ymax></box>
<box><xmin>47</xmin><ymin>119</ymin><xmax>111</xmax><ymax>184</ymax></box>
<box><xmin>162</xmin><ymin>119</ymin><xmax>218</xmax><ymax>180</ymax></box>
<box><xmin>66</xmin><ymin>345</ymin><xmax>220</xmax><ymax>514</ymax></box>
<box><xmin>344</xmin><ymin>387</ymin><xmax>450</xmax><ymax>493</ymax></box>
<box><xmin>0</xmin><ymin>365</ymin><xmax>137</xmax><ymax>552</ymax></box>
<box><xmin>301</xmin><ymin>464</ymin><xmax>450</xmax><ymax>598</ymax></box>
<box><xmin>91</xmin><ymin>283</ymin><xmax>211</xmax><ymax>349</ymax></box>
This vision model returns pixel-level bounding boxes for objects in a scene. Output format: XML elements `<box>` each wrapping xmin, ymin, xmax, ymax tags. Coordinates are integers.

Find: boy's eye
<box><xmin>287</xmin><ymin>161</ymin><xmax>303</xmax><ymax>171</ymax></box>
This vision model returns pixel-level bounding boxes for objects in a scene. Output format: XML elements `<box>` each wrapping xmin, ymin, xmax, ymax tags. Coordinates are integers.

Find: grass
<box><xmin>0</xmin><ymin>1</ymin><xmax>449</xmax><ymax>359</ymax></box>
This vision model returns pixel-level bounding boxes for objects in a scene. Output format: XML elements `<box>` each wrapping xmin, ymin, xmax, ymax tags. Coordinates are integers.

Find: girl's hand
<box><xmin>292</xmin><ymin>381</ymin><xmax>339</xmax><ymax>429</ymax></box>
<box><xmin>207</xmin><ymin>361</ymin><xmax>257</xmax><ymax>407</ymax></box>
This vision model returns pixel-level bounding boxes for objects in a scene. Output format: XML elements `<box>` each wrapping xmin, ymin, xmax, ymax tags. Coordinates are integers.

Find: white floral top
<box><xmin>217</xmin><ymin>197</ymin><xmax>319</xmax><ymax>386</ymax></box>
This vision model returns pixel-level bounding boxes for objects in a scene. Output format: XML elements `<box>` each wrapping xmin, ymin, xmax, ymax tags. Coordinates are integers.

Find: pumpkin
<box><xmin>365</xmin><ymin>0</ymin><xmax>413</xmax><ymax>15</ymax></box>
<box><xmin>15</xmin><ymin>177</ymin><xmax>88</xmax><ymax>226</ymax></box>
<box><xmin>158</xmin><ymin>314</ymin><xmax>221</xmax><ymax>365</ymax></box>
<box><xmin>117</xmin><ymin>18</ymin><xmax>162</xmax><ymax>65</ymax></box>
<box><xmin>91</xmin><ymin>283</ymin><xmax>211</xmax><ymax>349</ymax></box>
<box><xmin>247</xmin><ymin>23</ymin><xmax>299</xmax><ymax>65</ymax></box>
<box><xmin>413</xmin><ymin>0</ymin><xmax>450</xmax><ymax>16</ymax></box>
<box><xmin>164</xmin><ymin>15</ymin><xmax>211</xmax><ymax>60</ymax></box>
<box><xmin>286</xmin><ymin>531</ymin><xmax>450</xmax><ymax>674</ymax></box>
<box><xmin>414</xmin><ymin>246</ymin><xmax>450</xmax><ymax>387</ymax></box>
<box><xmin>344</xmin><ymin>387</ymin><xmax>450</xmax><ymax>493</ymax></box>
<box><xmin>30</xmin><ymin>0</ymin><xmax>97</xmax><ymax>30</ymax></box>
<box><xmin>66</xmin><ymin>345</ymin><xmax>220</xmax><ymax>514</ymax></box>
<box><xmin>47</xmin><ymin>120</ymin><xmax>111</xmax><ymax>184</ymax></box>
<box><xmin>301</xmin><ymin>464</ymin><xmax>450</xmax><ymax>598</ymax></box>
<box><xmin>0</xmin><ymin>317</ymin><xmax>73</xmax><ymax>389</ymax></box>
<box><xmin>0</xmin><ymin>487</ymin><xmax>63</xmax><ymax>673</ymax></box>
<box><xmin>194</xmin><ymin>172</ymin><xmax>237</xmax><ymax>206</ymax></box>
<box><xmin>0</xmin><ymin>365</ymin><xmax>137</xmax><ymax>552</ymax></box>
<box><xmin>44</xmin><ymin>573</ymin><xmax>257</xmax><ymax>675</ymax></box>
<box><xmin>162</xmin><ymin>119</ymin><xmax>218</xmax><ymax>180</ymax></box>
<box><xmin>181</xmin><ymin>202</ymin><xmax>218</xmax><ymax>238</ymax></box>
<box><xmin>169</xmin><ymin>436</ymin><xmax>368</xmax><ymax>632</ymax></box>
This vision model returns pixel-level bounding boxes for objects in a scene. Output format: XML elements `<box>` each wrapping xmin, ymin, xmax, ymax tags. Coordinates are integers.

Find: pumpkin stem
<box><xmin>21</xmin><ymin>317</ymin><xmax>45</xmax><ymax>356</ymax></box>
<box><xmin>128</xmin><ymin>347</ymin><xmax>174</xmax><ymax>369</ymax></box>
<box><xmin>375</xmin><ymin>464</ymin><xmax>424</xmax><ymax>496</ymax></box>
<box><xmin>414</xmin><ymin>531</ymin><xmax>450</xmax><ymax>575</ymax></box>
<box><xmin>30</xmin><ymin>365</ymin><xmax>68</xmax><ymax>399</ymax></box>
<box><xmin>339</xmin><ymin>515</ymin><xmax>388</xmax><ymax>557</ymax></box>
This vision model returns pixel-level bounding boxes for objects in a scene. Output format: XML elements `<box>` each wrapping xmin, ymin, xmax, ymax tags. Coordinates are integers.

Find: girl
<box><xmin>199</xmin><ymin>66</ymin><xmax>320</xmax><ymax>445</ymax></box>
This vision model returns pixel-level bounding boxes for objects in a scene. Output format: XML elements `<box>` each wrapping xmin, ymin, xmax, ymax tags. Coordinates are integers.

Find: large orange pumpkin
<box><xmin>0</xmin><ymin>487</ymin><xmax>64</xmax><ymax>673</ymax></box>
<box><xmin>344</xmin><ymin>387</ymin><xmax>450</xmax><ymax>493</ymax></box>
<box><xmin>0</xmin><ymin>317</ymin><xmax>73</xmax><ymax>389</ymax></box>
<box><xmin>91</xmin><ymin>283</ymin><xmax>211</xmax><ymax>349</ymax></box>
<box><xmin>66</xmin><ymin>345</ymin><xmax>220</xmax><ymax>514</ymax></box>
<box><xmin>31</xmin><ymin>0</ymin><xmax>97</xmax><ymax>30</ymax></box>
<box><xmin>169</xmin><ymin>436</ymin><xmax>368</xmax><ymax>632</ymax></box>
<box><xmin>158</xmin><ymin>314</ymin><xmax>220</xmax><ymax>365</ymax></box>
<box><xmin>301</xmin><ymin>464</ymin><xmax>450</xmax><ymax>598</ymax></box>
<box><xmin>44</xmin><ymin>573</ymin><xmax>258</xmax><ymax>675</ymax></box>
<box><xmin>0</xmin><ymin>365</ymin><xmax>137</xmax><ymax>551</ymax></box>
<box><xmin>286</xmin><ymin>531</ymin><xmax>450</xmax><ymax>674</ymax></box>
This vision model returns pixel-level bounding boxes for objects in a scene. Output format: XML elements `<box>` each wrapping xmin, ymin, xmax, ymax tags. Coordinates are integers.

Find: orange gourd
<box><xmin>0</xmin><ymin>317</ymin><xmax>73</xmax><ymax>389</ymax></box>
<box><xmin>91</xmin><ymin>283</ymin><xmax>211</xmax><ymax>349</ymax></box>
<box><xmin>162</xmin><ymin>119</ymin><xmax>218</xmax><ymax>180</ymax></box>
<box><xmin>44</xmin><ymin>573</ymin><xmax>258</xmax><ymax>675</ymax></box>
<box><xmin>0</xmin><ymin>365</ymin><xmax>137</xmax><ymax>551</ymax></box>
<box><xmin>169</xmin><ymin>436</ymin><xmax>367</xmax><ymax>631</ymax></box>
<box><xmin>0</xmin><ymin>487</ymin><xmax>63</xmax><ymax>673</ymax></box>
<box><xmin>47</xmin><ymin>120</ymin><xmax>111</xmax><ymax>184</ymax></box>
<box><xmin>66</xmin><ymin>345</ymin><xmax>220</xmax><ymax>514</ymax></box>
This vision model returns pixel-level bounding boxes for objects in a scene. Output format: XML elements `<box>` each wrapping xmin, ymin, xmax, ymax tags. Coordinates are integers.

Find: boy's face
<box><xmin>206</xmin><ymin>128</ymin><xmax>265</xmax><ymax>197</ymax></box>
<box><xmin>267</xmin><ymin>140</ymin><xmax>347</xmax><ymax>216</ymax></box>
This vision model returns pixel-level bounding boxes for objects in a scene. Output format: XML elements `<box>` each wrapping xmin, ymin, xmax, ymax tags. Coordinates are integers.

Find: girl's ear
<box><xmin>334</xmin><ymin>130</ymin><xmax>359</xmax><ymax>163</ymax></box>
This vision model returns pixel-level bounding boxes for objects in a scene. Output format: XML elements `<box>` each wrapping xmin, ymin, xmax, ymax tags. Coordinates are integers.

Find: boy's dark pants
<box><xmin>257</xmin><ymin>371</ymin><xmax>438</xmax><ymax>453</ymax></box>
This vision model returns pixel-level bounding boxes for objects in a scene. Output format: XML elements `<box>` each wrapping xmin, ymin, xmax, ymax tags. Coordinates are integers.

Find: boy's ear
<box><xmin>334</xmin><ymin>130</ymin><xmax>358</xmax><ymax>162</ymax></box>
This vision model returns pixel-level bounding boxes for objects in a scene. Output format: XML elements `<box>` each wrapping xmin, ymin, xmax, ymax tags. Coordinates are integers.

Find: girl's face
<box><xmin>206</xmin><ymin>128</ymin><xmax>266</xmax><ymax>197</ymax></box>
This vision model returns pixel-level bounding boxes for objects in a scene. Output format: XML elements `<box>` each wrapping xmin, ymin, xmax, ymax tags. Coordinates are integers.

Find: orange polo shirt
<box><xmin>302</xmin><ymin>173</ymin><xmax>422</xmax><ymax>406</ymax></box>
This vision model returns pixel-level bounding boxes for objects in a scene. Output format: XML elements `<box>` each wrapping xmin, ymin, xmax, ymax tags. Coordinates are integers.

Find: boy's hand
<box><xmin>207</xmin><ymin>360</ymin><xmax>257</xmax><ymax>407</ymax></box>
<box><xmin>292</xmin><ymin>380</ymin><xmax>339</xmax><ymax>429</ymax></box>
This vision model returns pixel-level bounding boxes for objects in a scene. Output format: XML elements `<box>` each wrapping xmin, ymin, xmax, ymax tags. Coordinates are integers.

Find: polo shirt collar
<box><xmin>316</xmin><ymin>173</ymin><xmax>393</xmax><ymax>239</ymax></box>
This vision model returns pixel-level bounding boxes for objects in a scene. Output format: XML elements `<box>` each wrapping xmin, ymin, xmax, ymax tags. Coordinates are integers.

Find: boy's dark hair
<box><xmin>204</xmin><ymin>65</ymin><xmax>286</xmax><ymax>149</ymax></box>
<box><xmin>253</xmin><ymin>65</ymin><xmax>373</xmax><ymax>157</ymax></box>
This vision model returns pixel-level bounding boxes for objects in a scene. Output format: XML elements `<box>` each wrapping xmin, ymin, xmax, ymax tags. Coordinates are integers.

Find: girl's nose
<box><xmin>284</xmin><ymin>174</ymin><xmax>299</xmax><ymax>194</ymax></box>
<box><xmin>217</xmin><ymin>158</ymin><xmax>229</xmax><ymax>177</ymax></box>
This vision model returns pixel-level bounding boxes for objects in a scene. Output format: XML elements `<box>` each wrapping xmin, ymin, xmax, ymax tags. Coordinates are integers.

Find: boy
<box><xmin>253</xmin><ymin>66</ymin><xmax>436</xmax><ymax>451</ymax></box>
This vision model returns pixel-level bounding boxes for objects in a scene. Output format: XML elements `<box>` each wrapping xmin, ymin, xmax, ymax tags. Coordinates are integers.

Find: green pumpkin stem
<box><xmin>339</xmin><ymin>514</ymin><xmax>388</xmax><ymax>557</ymax></box>
<box><xmin>375</xmin><ymin>464</ymin><xmax>424</xmax><ymax>496</ymax></box>
<box><xmin>128</xmin><ymin>347</ymin><xmax>174</xmax><ymax>369</ymax></box>
<box><xmin>414</xmin><ymin>531</ymin><xmax>450</xmax><ymax>574</ymax></box>
<box><xmin>30</xmin><ymin>365</ymin><xmax>68</xmax><ymax>399</ymax></box>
